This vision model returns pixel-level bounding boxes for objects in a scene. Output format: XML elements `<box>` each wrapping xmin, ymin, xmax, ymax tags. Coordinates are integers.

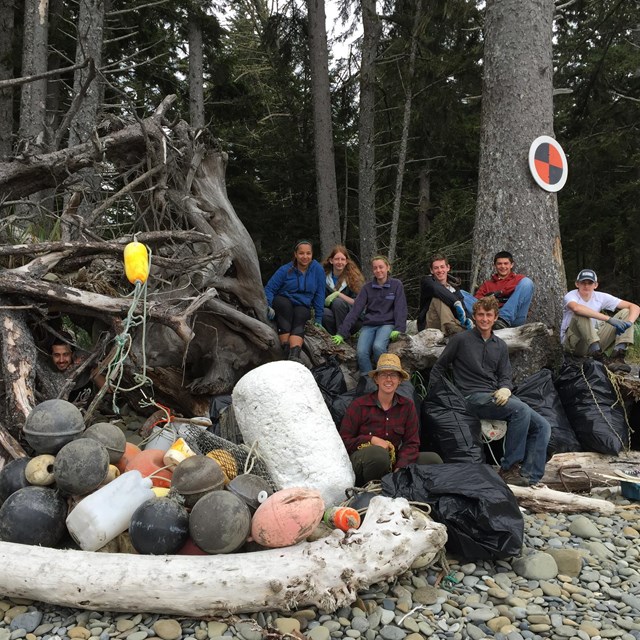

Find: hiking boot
<box><xmin>603</xmin><ymin>350</ymin><xmax>631</xmax><ymax>374</ymax></box>
<box><xmin>498</xmin><ymin>465</ymin><xmax>530</xmax><ymax>487</ymax></box>
<box><xmin>493</xmin><ymin>317</ymin><xmax>510</xmax><ymax>331</ymax></box>
<box><xmin>288</xmin><ymin>346</ymin><xmax>302</xmax><ymax>363</ymax></box>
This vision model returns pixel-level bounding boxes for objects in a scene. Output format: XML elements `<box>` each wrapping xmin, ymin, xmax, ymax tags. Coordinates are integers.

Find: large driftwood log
<box><xmin>541</xmin><ymin>451</ymin><xmax>640</xmax><ymax>492</ymax></box>
<box><xmin>0</xmin><ymin>98</ymin><xmax>280</xmax><ymax>415</ymax></box>
<box><xmin>307</xmin><ymin>322</ymin><xmax>555</xmax><ymax>384</ymax></box>
<box><xmin>509</xmin><ymin>484</ymin><xmax>616</xmax><ymax>514</ymax></box>
<box><xmin>0</xmin><ymin>496</ymin><xmax>447</xmax><ymax>616</ymax></box>
<box><xmin>0</xmin><ymin>96</ymin><xmax>176</xmax><ymax>199</ymax></box>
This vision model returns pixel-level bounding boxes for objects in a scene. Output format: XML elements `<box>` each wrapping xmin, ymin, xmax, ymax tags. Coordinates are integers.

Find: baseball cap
<box><xmin>576</xmin><ymin>269</ymin><xmax>597</xmax><ymax>283</ymax></box>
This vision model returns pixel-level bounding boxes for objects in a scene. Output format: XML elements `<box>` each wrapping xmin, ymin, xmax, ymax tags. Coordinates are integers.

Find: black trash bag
<box><xmin>515</xmin><ymin>369</ymin><xmax>581</xmax><ymax>457</ymax></box>
<box><xmin>311</xmin><ymin>359</ymin><xmax>347</xmax><ymax>402</ymax></box>
<box><xmin>555</xmin><ymin>359</ymin><xmax>628</xmax><ymax>455</ymax></box>
<box><xmin>422</xmin><ymin>377</ymin><xmax>484</xmax><ymax>463</ymax></box>
<box><xmin>208</xmin><ymin>395</ymin><xmax>232</xmax><ymax>436</ymax></box>
<box><xmin>355</xmin><ymin>374</ymin><xmax>377</xmax><ymax>396</ymax></box>
<box><xmin>331</xmin><ymin>390</ymin><xmax>358</xmax><ymax>427</ymax></box>
<box><xmin>381</xmin><ymin>463</ymin><xmax>524</xmax><ymax>560</ymax></box>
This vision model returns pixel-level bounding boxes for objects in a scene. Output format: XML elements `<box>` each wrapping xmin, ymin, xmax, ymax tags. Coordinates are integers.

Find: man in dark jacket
<box><xmin>417</xmin><ymin>254</ymin><xmax>473</xmax><ymax>335</ymax></box>
<box><xmin>430</xmin><ymin>296</ymin><xmax>550</xmax><ymax>487</ymax></box>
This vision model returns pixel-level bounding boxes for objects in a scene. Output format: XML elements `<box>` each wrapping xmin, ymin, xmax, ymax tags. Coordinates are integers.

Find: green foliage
<box><xmin>554</xmin><ymin>0</ymin><xmax>640</xmax><ymax>301</ymax></box>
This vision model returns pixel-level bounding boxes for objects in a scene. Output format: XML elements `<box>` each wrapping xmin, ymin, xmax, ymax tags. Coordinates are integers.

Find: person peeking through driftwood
<box><xmin>263</xmin><ymin>240</ymin><xmax>325</xmax><ymax>364</ymax></box>
<box><xmin>48</xmin><ymin>333</ymin><xmax>107</xmax><ymax>404</ymax></box>
<box><xmin>340</xmin><ymin>353</ymin><xmax>442</xmax><ymax>486</ymax></box>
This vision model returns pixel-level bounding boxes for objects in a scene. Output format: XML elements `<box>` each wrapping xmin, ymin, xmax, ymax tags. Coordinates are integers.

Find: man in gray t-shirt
<box><xmin>562</xmin><ymin>269</ymin><xmax>639</xmax><ymax>373</ymax></box>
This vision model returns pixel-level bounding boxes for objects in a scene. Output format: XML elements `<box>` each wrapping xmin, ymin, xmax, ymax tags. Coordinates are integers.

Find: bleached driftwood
<box><xmin>307</xmin><ymin>322</ymin><xmax>553</xmax><ymax>382</ymax></box>
<box><xmin>0</xmin><ymin>496</ymin><xmax>447</xmax><ymax>616</ymax></box>
<box><xmin>392</xmin><ymin>322</ymin><xmax>552</xmax><ymax>372</ymax></box>
<box><xmin>541</xmin><ymin>451</ymin><xmax>640</xmax><ymax>493</ymax></box>
<box><xmin>508</xmin><ymin>484</ymin><xmax>616</xmax><ymax>514</ymax></box>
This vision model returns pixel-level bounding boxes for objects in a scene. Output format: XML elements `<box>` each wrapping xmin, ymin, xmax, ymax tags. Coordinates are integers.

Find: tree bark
<box><xmin>307</xmin><ymin>0</ymin><xmax>341</xmax><ymax>257</ymax></box>
<box><xmin>0</xmin><ymin>302</ymin><xmax>37</xmax><ymax>427</ymax></box>
<box><xmin>0</xmin><ymin>0</ymin><xmax>14</xmax><ymax>159</ymax></box>
<box><xmin>473</xmin><ymin>0</ymin><xmax>565</xmax><ymax>330</ymax></box>
<box><xmin>357</xmin><ymin>0</ymin><xmax>380</xmax><ymax>272</ymax></box>
<box><xmin>18</xmin><ymin>0</ymin><xmax>49</xmax><ymax>150</ymax></box>
<box><xmin>417</xmin><ymin>159</ymin><xmax>432</xmax><ymax>236</ymax></box>
<box><xmin>188</xmin><ymin>13</ymin><xmax>205</xmax><ymax>129</ymax></box>
<box><xmin>388</xmin><ymin>0</ymin><xmax>421</xmax><ymax>264</ymax></box>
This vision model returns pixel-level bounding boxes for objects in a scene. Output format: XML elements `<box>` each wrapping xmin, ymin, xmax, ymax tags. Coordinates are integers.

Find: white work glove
<box><xmin>493</xmin><ymin>387</ymin><xmax>511</xmax><ymax>407</ymax></box>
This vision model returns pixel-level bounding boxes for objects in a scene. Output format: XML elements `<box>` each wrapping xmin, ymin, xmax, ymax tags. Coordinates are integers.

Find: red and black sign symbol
<box><xmin>534</xmin><ymin>143</ymin><xmax>563</xmax><ymax>185</ymax></box>
<box><xmin>528</xmin><ymin>136</ymin><xmax>568</xmax><ymax>193</ymax></box>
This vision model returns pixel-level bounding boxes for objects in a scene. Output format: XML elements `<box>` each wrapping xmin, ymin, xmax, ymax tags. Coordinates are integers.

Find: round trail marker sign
<box><xmin>528</xmin><ymin>135</ymin><xmax>568</xmax><ymax>192</ymax></box>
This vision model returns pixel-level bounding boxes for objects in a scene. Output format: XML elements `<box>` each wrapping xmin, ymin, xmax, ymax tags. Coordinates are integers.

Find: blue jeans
<box><xmin>465</xmin><ymin>392</ymin><xmax>550</xmax><ymax>483</ymax></box>
<box><xmin>461</xmin><ymin>277</ymin><xmax>535</xmax><ymax>327</ymax></box>
<box><xmin>357</xmin><ymin>324</ymin><xmax>393</xmax><ymax>375</ymax></box>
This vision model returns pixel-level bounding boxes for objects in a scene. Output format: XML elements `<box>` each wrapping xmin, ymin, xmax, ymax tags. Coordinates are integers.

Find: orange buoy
<box><xmin>251</xmin><ymin>487</ymin><xmax>324</xmax><ymax>548</ymax></box>
<box><xmin>115</xmin><ymin>442</ymin><xmax>142</xmax><ymax>474</ymax></box>
<box><xmin>322</xmin><ymin>506</ymin><xmax>361</xmax><ymax>531</ymax></box>
<box><xmin>125</xmin><ymin>448</ymin><xmax>173</xmax><ymax>488</ymax></box>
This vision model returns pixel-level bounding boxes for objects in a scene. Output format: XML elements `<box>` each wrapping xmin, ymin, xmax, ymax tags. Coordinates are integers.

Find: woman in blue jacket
<box><xmin>264</xmin><ymin>240</ymin><xmax>325</xmax><ymax>362</ymax></box>
<box><xmin>332</xmin><ymin>256</ymin><xmax>408</xmax><ymax>375</ymax></box>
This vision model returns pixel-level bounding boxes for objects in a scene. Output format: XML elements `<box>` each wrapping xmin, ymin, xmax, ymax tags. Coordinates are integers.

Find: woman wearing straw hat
<box><xmin>340</xmin><ymin>353</ymin><xmax>442</xmax><ymax>486</ymax></box>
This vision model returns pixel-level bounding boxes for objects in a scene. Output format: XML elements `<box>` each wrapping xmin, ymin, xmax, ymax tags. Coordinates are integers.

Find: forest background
<box><xmin>0</xmin><ymin>0</ymin><xmax>639</xmax><ymax>315</ymax></box>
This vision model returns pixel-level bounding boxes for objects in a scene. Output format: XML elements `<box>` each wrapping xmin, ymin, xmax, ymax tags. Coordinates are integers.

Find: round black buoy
<box><xmin>0</xmin><ymin>457</ymin><xmax>31</xmax><ymax>506</ymax></box>
<box><xmin>189</xmin><ymin>491</ymin><xmax>251</xmax><ymax>554</ymax></box>
<box><xmin>81</xmin><ymin>422</ymin><xmax>127</xmax><ymax>464</ymax></box>
<box><xmin>129</xmin><ymin>497</ymin><xmax>189</xmax><ymax>555</ymax></box>
<box><xmin>54</xmin><ymin>439</ymin><xmax>110</xmax><ymax>495</ymax></box>
<box><xmin>23</xmin><ymin>399</ymin><xmax>84</xmax><ymax>454</ymax></box>
<box><xmin>0</xmin><ymin>486</ymin><xmax>67</xmax><ymax>546</ymax></box>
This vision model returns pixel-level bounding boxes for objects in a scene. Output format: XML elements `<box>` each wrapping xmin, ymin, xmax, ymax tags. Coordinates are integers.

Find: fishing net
<box><xmin>181</xmin><ymin>425</ymin><xmax>277</xmax><ymax>491</ymax></box>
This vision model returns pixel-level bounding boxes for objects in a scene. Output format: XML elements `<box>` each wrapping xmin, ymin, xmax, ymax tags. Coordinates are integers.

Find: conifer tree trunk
<box><xmin>0</xmin><ymin>0</ymin><xmax>14</xmax><ymax>159</ymax></box>
<box><xmin>189</xmin><ymin>14</ymin><xmax>205</xmax><ymax>129</ymax></box>
<box><xmin>19</xmin><ymin>0</ymin><xmax>49</xmax><ymax>150</ymax></box>
<box><xmin>307</xmin><ymin>0</ymin><xmax>341</xmax><ymax>257</ymax></box>
<box><xmin>388</xmin><ymin>0</ymin><xmax>421</xmax><ymax>264</ymax></box>
<box><xmin>473</xmin><ymin>0</ymin><xmax>565</xmax><ymax>329</ymax></box>
<box><xmin>358</xmin><ymin>0</ymin><xmax>379</xmax><ymax>271</ymax></box>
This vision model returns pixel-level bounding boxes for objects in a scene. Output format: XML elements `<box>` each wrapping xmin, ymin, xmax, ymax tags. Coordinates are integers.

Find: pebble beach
<box><xmin>1</xmin><ymin>486</ymin><xmax>639</xmax><ymax>640</ymax></box>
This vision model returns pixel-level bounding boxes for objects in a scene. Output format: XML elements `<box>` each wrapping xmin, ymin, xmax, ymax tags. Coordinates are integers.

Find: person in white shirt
<box><xmin>561</xmin><ymin>269</ymin><xmax>639</xmax><ymax>373</ymax></box>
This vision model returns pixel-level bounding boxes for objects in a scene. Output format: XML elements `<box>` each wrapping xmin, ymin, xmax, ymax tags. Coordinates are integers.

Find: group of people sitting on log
<box><xmin>264</xmin><ymin>241</ymin><xmax>639</xmax><ymax>374</ymax></box>
<box><xmin>264</xmin><ymin>241</ymin><xmax>639</xmax><ymax>488</ymax></box>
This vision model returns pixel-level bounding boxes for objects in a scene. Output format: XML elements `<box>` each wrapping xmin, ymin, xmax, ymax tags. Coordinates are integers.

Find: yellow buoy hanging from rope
<box><xmin>124</xmin><ymin>241</ymin><xmax>149</xmax><ymax>285</ymax></box>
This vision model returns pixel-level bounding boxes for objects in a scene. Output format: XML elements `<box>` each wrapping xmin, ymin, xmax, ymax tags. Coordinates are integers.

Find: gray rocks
<box><xmin>512</xmin><ymin>552</ymin><xmax>559</xmax><ymax>580</ymax></box>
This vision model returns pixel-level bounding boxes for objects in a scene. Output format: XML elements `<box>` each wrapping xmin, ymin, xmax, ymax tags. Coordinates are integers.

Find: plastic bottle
<box><xmin>65</xmin><ymin>470</ymin><xmax>154</xmax><ymax>551</ymax></box>
<box><xmin>322</xmin><ymin>506</ymin><xmax>361</xmax><ymax>532</ymax></box>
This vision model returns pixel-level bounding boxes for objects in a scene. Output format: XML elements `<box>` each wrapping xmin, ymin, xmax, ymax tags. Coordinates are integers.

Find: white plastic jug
<box><xmin>66</xmin><ymin>470</ymin><xmax>154</xmax><ymax>551</ymax></box>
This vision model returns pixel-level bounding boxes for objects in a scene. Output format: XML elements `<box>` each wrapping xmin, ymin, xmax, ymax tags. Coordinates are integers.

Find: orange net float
<box><xmin>323</xmin><ymin>506</ymin><xmax>361</xmax><ymax>531</ymax></box>
<box><xmin>123</xmin><ymin>241</ymin><xmax>149</xmax><ymax>285</ymax></box>
<box><xmin>125</xmin><ymin>448</ymin><xmax>173</xmax><ymax>488</ymax></box>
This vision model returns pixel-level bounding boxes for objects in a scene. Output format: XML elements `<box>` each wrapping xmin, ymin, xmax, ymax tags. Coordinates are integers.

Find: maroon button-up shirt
<box><xmin>340</xmin><ymin>391</ymin><xmax>420</xmax><ymax>468</ymax></box>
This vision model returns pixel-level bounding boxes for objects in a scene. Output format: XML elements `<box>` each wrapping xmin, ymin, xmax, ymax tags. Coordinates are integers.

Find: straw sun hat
<box><xmin>368</xmin><ymin>353</ymin><xmax>409</xmax><ymax>380</ymax></box>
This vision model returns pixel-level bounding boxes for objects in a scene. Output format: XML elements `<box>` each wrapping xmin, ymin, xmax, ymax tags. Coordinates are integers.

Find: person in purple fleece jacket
<box><xmin>332</xmin><ymin>256</ymin><xmax>408</xmax><ymax>376</ymax></box>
